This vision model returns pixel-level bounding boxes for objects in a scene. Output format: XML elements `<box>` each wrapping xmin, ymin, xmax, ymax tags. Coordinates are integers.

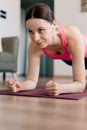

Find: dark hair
<box><xmin>25</xmin><ymin>3</ymin><xmax>55</xmax><ymax>23</ymax></box>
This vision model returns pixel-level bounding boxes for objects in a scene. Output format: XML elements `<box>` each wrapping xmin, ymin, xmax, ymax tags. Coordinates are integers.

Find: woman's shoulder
<box><xmin>61</xmin><ymin>25</ymin><xmax>81</xmax><ymax>40</ymax></box>
<box><xmin>63</xmin><ymin>25</ymin><xmax>80</xmax><ymax>36</ymax></box>
<box><xmin>62</xmin><ymin>24</ymin><xmax>79</xmax><ymax>30</ymax></box>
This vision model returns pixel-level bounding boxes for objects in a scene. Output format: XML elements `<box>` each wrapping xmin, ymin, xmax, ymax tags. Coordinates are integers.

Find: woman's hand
<box><xmin>45</xmin><ymin>80</ymin><xmax>61</xmax><ymax>96</ymax></box>
<box><xmin>6</xmin><ymin>80</ymin><xmax>22</xmax><ymax>92</ymax></box>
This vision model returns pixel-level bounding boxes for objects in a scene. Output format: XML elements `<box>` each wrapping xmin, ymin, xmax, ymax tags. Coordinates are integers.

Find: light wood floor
<box><xmin>0</xmin><ymin>75</ymin><xmax>87</xmax><ymax>130</ymax></box>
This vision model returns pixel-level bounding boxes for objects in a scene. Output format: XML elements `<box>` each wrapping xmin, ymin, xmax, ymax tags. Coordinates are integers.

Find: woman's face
<box><xmin>26</xmin><ymin>18</ymin><xmax>55</xmax><ymax>48</ymax></box>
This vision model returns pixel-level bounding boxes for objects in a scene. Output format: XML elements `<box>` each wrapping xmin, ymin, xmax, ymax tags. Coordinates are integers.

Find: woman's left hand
<box><xmin>45</xmin><ymin>80</ymin><xmax>61</xmax><ymax>96</ymax></box>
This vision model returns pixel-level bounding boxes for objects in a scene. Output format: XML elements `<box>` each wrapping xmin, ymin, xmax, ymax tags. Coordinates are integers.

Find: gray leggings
<box><xmin>63</xmin><ymin>58</ymin><xmax>87</xmax><ymax>69</ymax></box>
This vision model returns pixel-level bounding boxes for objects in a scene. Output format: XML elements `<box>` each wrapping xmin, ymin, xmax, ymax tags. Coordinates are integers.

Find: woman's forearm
<box><xmin>45</xmin><ymin>80</ymin><xmax>86</xmax><ymax>96</ymax></box>
<box><xmin>57</xmin><ymin>81</ymin><xmax>86</xmax><ymax>94</ymax></box>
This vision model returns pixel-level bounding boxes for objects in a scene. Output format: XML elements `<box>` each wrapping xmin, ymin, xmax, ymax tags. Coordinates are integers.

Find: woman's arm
<box><xmin>46</xmin><ymin>26</ymin><xmax>86</xmax><ymax>96</ymax></box>
<box><xmin>25</xmin><ymin>43</ymin><xmax>41</xmax><ymax>89</ymax></box>
<box><xmin>7</xmin><ymin>43</ymin><xmax>42</xmax><ymax>92</ymax></box>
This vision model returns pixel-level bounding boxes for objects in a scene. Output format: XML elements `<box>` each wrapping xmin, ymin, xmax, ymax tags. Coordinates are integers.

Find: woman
<box><xmin>7</xmin><ymin>3</ymin><xmax>87</xmax><ymax>96</ymax></box>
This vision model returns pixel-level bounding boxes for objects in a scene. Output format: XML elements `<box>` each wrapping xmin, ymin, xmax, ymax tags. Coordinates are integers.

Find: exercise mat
<box><xmin>0</xmin><ymin>85</ymin><xmax>87</xmax><ymax>100</ymax></box>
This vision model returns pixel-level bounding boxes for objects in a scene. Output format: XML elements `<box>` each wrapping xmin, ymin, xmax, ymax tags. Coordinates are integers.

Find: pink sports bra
<box><xmin>42</xmin><ymin>25</ymin><xmax>87</xmax><ymax>60</ymax></box>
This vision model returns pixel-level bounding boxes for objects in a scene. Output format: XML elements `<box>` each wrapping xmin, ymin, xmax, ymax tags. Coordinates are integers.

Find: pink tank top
<box><xmin>42</xmin><ymin>26</ymin><xmax>87</xmax><ymax>61</ymax></box>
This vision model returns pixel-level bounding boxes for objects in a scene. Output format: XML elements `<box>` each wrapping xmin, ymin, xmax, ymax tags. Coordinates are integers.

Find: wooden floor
<box><xmin>0</xmin><ymin>76</ymin><xmax>87</xmax><ymax>130</ymax></box>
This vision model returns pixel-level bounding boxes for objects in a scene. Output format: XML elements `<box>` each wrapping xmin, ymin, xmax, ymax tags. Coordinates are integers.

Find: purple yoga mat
<box><xmin>0</xmin><ymin>85</ymin><xmax>87</xmax><ymax>100</ymax></box>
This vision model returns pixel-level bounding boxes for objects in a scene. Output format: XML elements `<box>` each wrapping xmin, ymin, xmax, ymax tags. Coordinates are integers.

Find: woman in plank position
<box><xmin>7</xmin><ymin>3</ymin><xmax>87</xmax><ymax>96</ymax></box>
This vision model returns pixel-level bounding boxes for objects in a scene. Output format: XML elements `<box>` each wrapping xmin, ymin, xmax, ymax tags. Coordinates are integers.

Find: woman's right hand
<box><xmin>6</xmin><ymin>80</ymin><xmax>22</xmax><ymax>92</ymax></box>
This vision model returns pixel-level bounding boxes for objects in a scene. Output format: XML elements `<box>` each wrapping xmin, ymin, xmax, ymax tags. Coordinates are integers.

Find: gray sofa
<box><xmin>0</xmin><ymin>36</ymin><xmax>19</xmax><ymax>81</ymax></box>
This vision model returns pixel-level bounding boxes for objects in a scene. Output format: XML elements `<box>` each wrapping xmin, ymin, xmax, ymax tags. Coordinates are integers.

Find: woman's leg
<box><xmin>63</xmin><ymin>59</ymin><xmax>87</xmax><ymax>69</ymax></box>
<box><xmin>85</xmin><ymin>58</ymin><xmax>87</xmax><ymax>69</ymax></box>
<box><xmin>62</xmin><ymin>60</ymin><xmax>72</xmax><ymax>66</ymax></box>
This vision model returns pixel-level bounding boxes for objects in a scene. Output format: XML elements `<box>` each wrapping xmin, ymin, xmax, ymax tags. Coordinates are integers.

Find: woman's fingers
<box><xmin>45</xmin><ymin>80</ymin><xmax>60</xmax><ymax>96</ymax></box>
<box><xmin>45</xmin><ymin>80</ymin><xmax>54</xmax><ymax>86</ymax></box>
<box><xmin>7</xmin><ymin>86</ymin><xmax>16</xmax><ymax>92</ymax></box>
<box><xmin>6</xmin><ymin>80</ymin><xmax>21</xmax><ymax>92</ymax></box>
<box><xmin>46</xmin><ymin>80</ymin><xmax>57</xmax><ymax>90</ymax></box>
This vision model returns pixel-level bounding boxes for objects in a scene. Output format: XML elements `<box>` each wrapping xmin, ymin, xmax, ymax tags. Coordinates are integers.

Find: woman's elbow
<box><xmin>79</xmin><ymin>82</ymin><xmax>86</xmax><ymax>92</ymax></box>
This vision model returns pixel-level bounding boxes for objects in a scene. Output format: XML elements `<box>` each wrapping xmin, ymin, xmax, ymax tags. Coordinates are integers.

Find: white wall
<box><xmin>0</xmin><ymin>0</ymin><xmax>20</xmax><ymax>74</ymax></box>
<box><xmin>54</xmin><ymin>0</ymin><xmax>87</xmax><ymax>76</ymax></box>
<box><xmin>0</xmin><ymin>0</ymin><xmax>20</xmax><ymax>37</ymax></box>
